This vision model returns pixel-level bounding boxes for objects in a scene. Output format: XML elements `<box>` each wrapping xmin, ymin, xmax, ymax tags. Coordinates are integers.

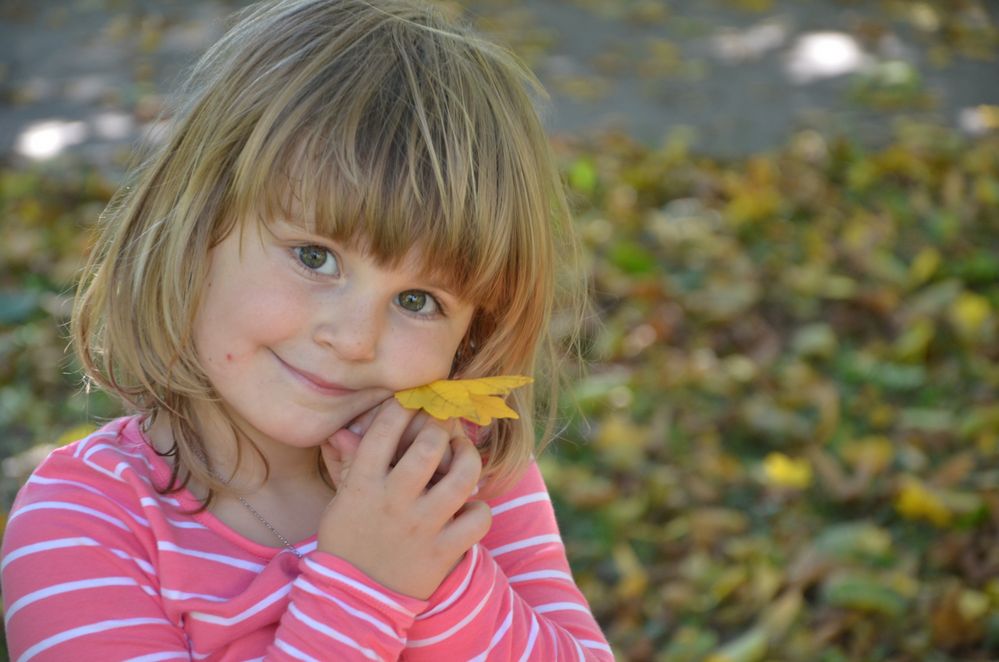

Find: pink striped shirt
<box><xmin>2</xmin><ymin>416</ymin><xmax>613</xmax><ymax>661</ymax></box>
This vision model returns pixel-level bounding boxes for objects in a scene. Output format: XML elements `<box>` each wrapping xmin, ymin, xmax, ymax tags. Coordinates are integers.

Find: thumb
<box><xmin>323</xmin><ymin>428</ymin><xmax>362</xmax><ymax>489</ymax></box>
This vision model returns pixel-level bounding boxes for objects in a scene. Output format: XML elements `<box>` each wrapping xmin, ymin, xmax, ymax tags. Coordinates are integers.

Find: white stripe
<box><xmin>535</xmin><ymin>602</ymin><xmax>592</xmax><ymax>615</ymax></box>
<box><xmin>407</xmin><ymin>571</ymin><xmax>497</xmax><ymax>647</ymax></box>
<box><xmin>24</xmin><ymin>475</ymin><xmax>149</xmax><ymax>528</ymax></box>
<box><xmin>110</xmin><ymin>548</ymin><xmax>157</xmax><ymax>575</ymax></box>
<box><xmin>303</xmin><ymin>558</ymin><xmax>413</xmax><ymax>618</ymax></box>
<box><xmin>78</xmin><ymin>455</ymin><xmax>127</xmax><ymax>483</ymax></box>
<box><xmin>5</xmin><ymin>577</ymin><xmax>144</xmax><ymax>622</ymax></box>
<box><xmin>417</xmin><ymin>545</ymin><xmax>479</xmax><ymax>619</ymax></box>
<box><xmin>288</xmin><ymin>603</ymin><xmax>379</xmax><ymax>660</ymax></box>
<box><xmin>581</xmin><ymin>639</ymin><xmax>614</xmax><ymax>653</ymax></box>
<box><xmin>163</xmin><ymin>518</ymin><xmax>206</xmax><ymax>529</ymax></box>
<box><xmin>546</xmin><ymin>620</ymin><xmax>560</xmax><ymax>658</ymax></box>
<box><xmin>0</xmin><ymin>537</ymin><xmax>100</xmax><ymax>572</ymax></box>
<box><xmin>28</xmin><ymin>474</ymin><xmax>111</xmax><ymax>495</ymax></box>
<box><xmin>157</xmin><ymin>541</ymin><xmax>265</xmax><ymax>572</ymax></box>
<box><xmin>296</xmin><ymin>578</ymin><xmax>401</xmax><ymax>642</ymax></box>
<box><xmin>508</xmin><ymin>569</ymin><xmax>574</xmax><ymax>584</ymax></box>
<box><xmin>517</xmin><ymin>613</ymin><xmax>540</xmax><ymax>662</ymax></box>
<box><xmin>72</xmin><ymin>431</ymin><xmax>117</xmax><ymax>458</ymax></box>
<box><xmin>160</xmin><ymin>588</ymin><xmax>228</xmax><ymax>603</ymax></box>
<box><xmin>123</xmin><ymin>653</ymin><xmax>190</xmax><ymax>661</ymax></box>
<box><xmin>1</xmin><ymin>535</ymin><xmax>156</xmax><ymax>576</ymax></box>
<box><xmin>274</xmin><ymin>638</ymin><xmax>320</xmax><ymax>661</ymax></box>
<box><xmin>574</xmin><ymin>637</ymin><xmax>585</xmax><ymax>662</ymax></box>
<box><xmin>141</xmin><ymin>493</ymin><xmax>182</xmax><ymax>507</ymax></box>
<box><xmin>16</xmin><ymin>617</ymin><xmax>171</xmax><ymax>662</ymax></box>
<box><xmin>83</xmin><ymin>443</ymin><xmax>156</xmax><ymax>472</ymax></box>
<box><xmin>190</xmin><ymin>583</ymin><xmax>291</xmax><ymax>625</ymax></box>
<box><xmin>491</xmin><ymin>491</ymin><xmax>549</xmax><ymax>516</ymax></box>
<box><xmin>9</xmin><ymin>502</ymin><xmax>129</xmax><ymax>530</ymax></box>
<box><xmin>488</xmin><ymin>534</ymin><xmax>563</xmax><ymax>557</ymax></box>
<box><xmin>469</xmin><ymin>593</ymin><xmax>514</xmax><ymax>662</ymax></box>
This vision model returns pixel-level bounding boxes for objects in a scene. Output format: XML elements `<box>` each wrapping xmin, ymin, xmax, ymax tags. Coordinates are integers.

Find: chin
<box><xmin>250</xmin><ymin>419</ymin><xmax>340</xmax><ymax>448</ymax></box>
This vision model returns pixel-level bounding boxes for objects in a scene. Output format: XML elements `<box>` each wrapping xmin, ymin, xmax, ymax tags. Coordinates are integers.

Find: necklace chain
<box><xmin>234</xmin><ymin>495</ymin><xmax>303</xmax><ymax>558</ymax></box>
<box><xmin>141</xmin><ymin>417</ymin><xmax>303</xmax><ymax>558</ymax></box>
<box><xmin>194</xmin><ymin>447</ymin><xmax>303</xmax><ymax>558</ymax></box>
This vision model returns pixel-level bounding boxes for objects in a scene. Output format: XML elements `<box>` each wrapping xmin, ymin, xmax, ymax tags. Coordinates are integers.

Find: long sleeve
<box><xmin>401</xmin><ymin>461</ymin><xmax>614</xmax><ymax>660</ymax></box>
<box><xmin>2</xmin><ymin>450</ymin><xmax>194</xmax><ymax>661</ymax></box>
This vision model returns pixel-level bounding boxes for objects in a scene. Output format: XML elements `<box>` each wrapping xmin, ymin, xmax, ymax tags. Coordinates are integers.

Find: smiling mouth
<box><xmin>272</xmin><ymin>352</ymin><xmax>355</xmax><ymax>396</ymax></box>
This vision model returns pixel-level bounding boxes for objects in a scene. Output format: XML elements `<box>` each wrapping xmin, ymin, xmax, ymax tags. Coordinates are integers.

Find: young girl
<box><xmin>1</xmin><ymin>0</ymin><xmax>613</xmax><ymax>660</ymax></box>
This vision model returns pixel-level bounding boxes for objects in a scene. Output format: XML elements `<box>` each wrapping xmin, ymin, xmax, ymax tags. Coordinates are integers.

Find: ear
<box><xmin>449</xmin><ymin>332</ymin><xmax>479</xmax><ymax>379</ymax></box>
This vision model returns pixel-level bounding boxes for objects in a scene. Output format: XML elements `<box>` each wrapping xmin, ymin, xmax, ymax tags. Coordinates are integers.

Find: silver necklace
<box><xmin>233</xmin><ymin>494</ymin><xmax>303</xmax><ymax>558</ymax></box>
<box><xmin>194</xmin><ymin>448</ymin><xmax>303</xmax><ymax>558</ymax></box>
<box><xmin>142</xmin><ymin>418</ymin><xmax>303</xmax><ymax>557</ymax></box>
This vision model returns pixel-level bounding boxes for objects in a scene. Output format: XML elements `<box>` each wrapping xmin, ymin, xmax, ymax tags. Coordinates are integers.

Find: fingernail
<box><xmin>471</xmin><ymin>484</ymin><xmax>479</xmax><ymax>496</ymax></box>
<box><xmin>348</xmin><ymin>422</ymin><xmax>364</xmax><ymax>435</ymax></box>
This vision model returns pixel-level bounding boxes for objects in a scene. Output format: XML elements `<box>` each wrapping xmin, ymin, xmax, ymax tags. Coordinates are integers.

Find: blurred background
<box><xmin>1</xmin><ymin>1</ymin><xmax>997</xmax><ymax>660</ymax></box>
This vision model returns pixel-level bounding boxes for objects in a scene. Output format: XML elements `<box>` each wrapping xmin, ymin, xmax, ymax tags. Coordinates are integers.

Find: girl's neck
<box><xmin>145</xmin><ymin>405</ymin><xmax>325</xmax><ymax>494</ymax></box>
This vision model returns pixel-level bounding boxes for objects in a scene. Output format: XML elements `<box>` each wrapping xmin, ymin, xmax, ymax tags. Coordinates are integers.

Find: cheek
<box><xmin>193</xmin><ymin>276</ymin><xmax>307</xmax><ymax>367</ymax></box>
<box><xmin>381</xmin><ymin>324</ymin><xmax>464</xmax><ymax>389</ymax></box>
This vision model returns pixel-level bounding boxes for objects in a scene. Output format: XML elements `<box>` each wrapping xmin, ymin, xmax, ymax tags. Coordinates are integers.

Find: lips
<box><xmin>273</xmin><ymin>352</ymin><xmax>354</xmax><ymax>395</ymax></box>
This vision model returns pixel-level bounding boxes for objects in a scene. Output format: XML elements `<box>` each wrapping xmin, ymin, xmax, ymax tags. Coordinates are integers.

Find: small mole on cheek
<box><xmin>225</xmin><ymin>353</ymin><xmax>233</xmax><ymax>362</ymax></box>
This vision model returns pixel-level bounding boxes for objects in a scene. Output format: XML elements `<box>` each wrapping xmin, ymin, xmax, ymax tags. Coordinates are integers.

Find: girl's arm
<box><xmin>401</xmin><ymin>461</ymin><xmax>615</xmax><ymax>660</ymax></box>
<box><xmin>2</xmin><ymin>461</ymin><xmax>193</xmax><ymax>661</ymax></box>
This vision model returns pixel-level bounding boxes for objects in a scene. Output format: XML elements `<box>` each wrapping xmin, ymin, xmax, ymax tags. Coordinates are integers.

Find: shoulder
<box><xmin>3</xmin><ymin>416</ymin><xmax>178</xmax><ymax>547</ymax></box>
<box><xmin>484</xmin><ymin>459</ymin><xmax>549</xmax><ymax>504</ymax></box>
<box><xmin>482</xmin><ymin>460</ymin><xmax>559</xmax><ymax>530</ymax></box>
<box><xmin>17</xmin><ymin>416</ymin><xmax>167</xmax><ymax>497</ymax></box>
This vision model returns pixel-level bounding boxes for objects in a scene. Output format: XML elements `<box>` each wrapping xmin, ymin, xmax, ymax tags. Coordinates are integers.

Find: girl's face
<box><xmin>192</xmin><ymin>217</ymin><xmax>475</xmax><ymax>450</ymax></box>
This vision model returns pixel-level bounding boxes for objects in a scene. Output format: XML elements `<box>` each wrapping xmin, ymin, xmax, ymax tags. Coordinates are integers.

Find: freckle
<box><xmin>226</xmin><ymin>353</ymin><xmax>233</xmax><ymax>361</ymax></box>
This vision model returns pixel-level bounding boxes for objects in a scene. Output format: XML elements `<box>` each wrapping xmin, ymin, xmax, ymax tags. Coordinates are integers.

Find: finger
<box><xmin>351</xmin><ymin>399</ymin><xmax>418</xmax><ymax>477</ymax></box>
<box><xmin>323</xmin><ymin>429</ymin><xmax>361</xmax><ymax>489</ymax></box>
<box><xmin>340</xmin><ymin>388</ymin><xmax>394</xmax><ymax>429</ymax></box>
<box><xmin>387</xmin><ymin>422</ymin><xmax>452</xmax><ymax>497</ymax></box>
<box><xmin>345</xmin><ymin>401</ymin><xmax>383</xmax><ymax>437</ymax></box>
<box><xmin>390</xmin><ymin>410</ymin><xmax>435</xmax><ymax>463</ymax></box>
<box><xmin>394</xmin><ymin>413</ymin><xmax>459</xmax><ymax>474</ymax></box>
<box><xmin>422</xmin><ymin>434</ymin><xmax>481</xmax><ymax>514</ymax></box>
<box><xmin>441</xmin><ymin>499</ymin><xmax>492</xmax><ymax>550</ymax></box>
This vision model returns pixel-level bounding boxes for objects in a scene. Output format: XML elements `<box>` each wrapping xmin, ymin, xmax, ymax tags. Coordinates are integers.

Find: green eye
<box><xmin>294</xmin><ymin>245</ymin><xmax>338</xmax><ymax>276</ymax></box>
<box><xmin>398</xmin><ymin>290</ymin><xmax>439</xmax><ymax>315</ymax></box>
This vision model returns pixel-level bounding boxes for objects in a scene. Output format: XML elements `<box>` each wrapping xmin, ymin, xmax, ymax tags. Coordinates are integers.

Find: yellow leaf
<box><xmin>894</xmin><ymin>477</ymin><xmax>952</xmax><ymax>526</ymax></box>
<box><xmin>909</xmin><ymin>246</ymin><xmax>940</xmax><ymax>285</ymax></box>
<box><xmin>464</xmin><ymin>393</ymin><xmax>520</xmax><ymax>425</ymax></box>
<box><xmin>612</xmin><ymin>543</ymin><xmax>649</xmax><ymax>600</ymax></box>
<box><xmin>395</xmin><ymin>376</ymin><xmax>532</xmax><ymax>424</ymax></box>
<box><xmin>949</xmin><ymin>291</ymin><xmax>992</xmax><ymax>340</ymax></box>
<box><xmin>762</xmin><ymin>452</ymin><xmax>812</xmax><ymax>489</ymax></box>
<box><xmin>840</xmin><ymin>435</ymin><xmax>895</xmax><ymax>474</ymax></box>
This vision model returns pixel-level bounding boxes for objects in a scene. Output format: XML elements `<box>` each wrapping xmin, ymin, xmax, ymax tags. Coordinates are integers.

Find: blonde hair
<box><xmin>72</xmin><ymin>0</ymin><xmax>585</xmax><ymax>501</ymax></box>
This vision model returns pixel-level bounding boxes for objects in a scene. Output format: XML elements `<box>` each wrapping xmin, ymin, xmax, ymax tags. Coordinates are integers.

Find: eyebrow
<box><xmin>276</xmin><ymin>220</ymin><xmax>466</xmax><ymax>300</ymax></box>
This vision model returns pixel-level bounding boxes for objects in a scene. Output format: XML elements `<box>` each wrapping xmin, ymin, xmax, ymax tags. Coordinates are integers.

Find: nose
<box><xmin>313</xmin><ymin>297</ymin><xmax>381</xmax><ymax>363</ymax></box>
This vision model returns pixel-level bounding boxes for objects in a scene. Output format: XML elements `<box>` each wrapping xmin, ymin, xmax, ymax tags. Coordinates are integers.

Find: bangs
<box><xmin>223</xmin><ymin>5</ymin><xmax>551</xmax><ymax>314</ymax></box>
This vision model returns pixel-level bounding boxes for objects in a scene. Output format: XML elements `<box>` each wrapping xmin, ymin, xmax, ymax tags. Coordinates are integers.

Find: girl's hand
<box><xmin>325</xmin><ymin>402</ymin><xmax>457</xmax><ymax>490</ymax></box>
<box><xmin>317</xmin><ymin>400</ymin><xmax>491</xmax><ymax>599</ymax></box>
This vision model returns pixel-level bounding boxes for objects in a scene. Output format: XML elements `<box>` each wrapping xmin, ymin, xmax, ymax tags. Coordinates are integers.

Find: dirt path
<box><xmin>1</xmin><ymin>0</ymin><xmax>997</xmax><ymax>168</ymax></box>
